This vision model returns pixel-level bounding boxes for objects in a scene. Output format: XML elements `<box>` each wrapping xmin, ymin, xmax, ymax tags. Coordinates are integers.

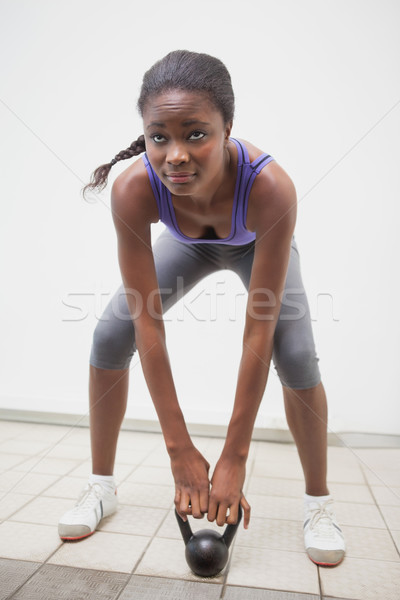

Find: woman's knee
<box><xmin>90</xmin><ymin>317</ymin><xmax>136</xmax><ymax>370</ymax></box>
<box><xmin>273</xmin><ymin>343</ymin><xmax>321</xmax><ymax>390</ymax></box>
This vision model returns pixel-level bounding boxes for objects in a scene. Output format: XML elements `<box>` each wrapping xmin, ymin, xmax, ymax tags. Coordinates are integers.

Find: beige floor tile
<box><xmin>355</xmin><ymin>448</ymin><xmax>400</xmax><ymax>470</ymax></box>
<box><xmin>362</xmin><ymin>466</ymin><xmax>400</xmax><ymax>487</ymax></box>
<box><xmin>115</xmin><ymin>447</ymin><xmax>149</xmax><ymax>465</ymax></box>
<box><xmin>98</xmin><ymin>504</ymin><xmax>168</xmax><ymax>536</ymax></box>
<box><xmin>247</xmin><ymin>494</ymin><xmax>302</xmax><ymax>521</ymax></box>
<box><xmin>61</xmin><ymin>427</ymin><xmax>93</xmax><ymax>445</ymax></box>
<box><xmin>247</xmin><ymin>476</ymin><xmax>304</xmax><ymax>498</ymax></box>
<box><xmin>253</xmin><ymin>446</ymin><xmax>298</xmax><ymax>462</ymax></box>
<box><xmin>343</xmin><ymin>525</ymin><xmax>399</xmax><ymax>561</ymax></box>
<box><xmin>380</xmin><ymin>505</ymin><xmax>400</xmax><ymax>530</ymax></box>
<box><xmin>334</xmin><ymin>501</ymin><xmax>386</xmax><ymax>528</ymax></box>
<box><xmin>0</xmin><ymin>421</ymin><xmax>34</xmax><ymax>437</ymax></box>
<box><xmin>0</xmin><ymin>491</ymin><xmax>35</xmax><ymax>520</ymax></box>
<box><xmin>227</xmin><ymin>545</ymin><xmax>319</xmax><ymax>594</ymax></box>
<box><xmin>235</xmin><ymin>517</ymin><xmax>304</xmax><ymax>553</ymax></box>
<box><xmin>371</xmin><ymin>484</ymin><xmax>400</xmax><ymax>506</ymax></box>
<box><xmin>329</xmin><ymin>481</ymin><xmax>374</xmax><ymax>504</ymax></box>
<box><xmin>49</xmin><ymin>530</ymin><xmax>150</xmax><ymax>573</ymax></box>
<box><xmin>252</xmin><ymin>458</ymin><xmax>304</xmax><ymax>480</ymax></box>
<box><xmin>392</xmin><ymin>530</ymin><xmax>400</xmax><ymax>553</ymax></box>
<box><xmin>135</xmin><ymin>536</ymin><xmax>224</xmax><ymax>583</ymax></box>
<box><xmin>247</xmin><ymin>477</ymin><xmax>374</xmax><ymax>504</ymax></box>
<box><xmin>10</xmin><ymin>472</ymin><xmax>60</xmax><ymax>496</ymax></box>
<box><xmin>0</xmin><ymin>439</ymin><xmax>51</xmax><ymax>456</ymax></box>
<box><xmin>0</xmin><ymin>521</ymin><xmax>61</xmax><ymax>561</ymax></box>
<box><xmin>13</xmin><ymin>456</ymin><xmax>81</xmax><ymax>476</ymax></box>
<box><xmin>126</xmin><ymin>466</ymin><xmax>174</xmax><ymax>486</ymax></box>
<box><xmin>15</xmin><ymin>424</ymin><xmax>72</xmax><ymax>443</ymax></box>
<box><xmin>141</xmin><ymin>449</ymin><xmax>171</xmax><ymax>468</ymax></box>
<box><xmin>10</xmin><ymin>495</ymin><xmax>72</xmax><ymax>527</ymax></box>
<box><xmin>0</xmin><ymin>453</ymin><xmax>28</xmax><ymax>471</ymax></box>
<box><xmin>157</xmin><ymin>509</ymin><xmax>185</xmax><ymax>539</ymax></box>
<box><xmin>320</xmin><ymin>556</ymin><xmax>400</xmax><ymax>600</ymax></box>
<box><xmin>118</xmin><ymin>481</ymin><xmax>174</xmax><ymax>509</ymax></box>
<box><xmin>42</xmin><ymin>476</ymin><xmax>87</xmax><ymax>499</ymax></box>
<box><xmin>117</xmin><ymin>430</ymin><xmax>163</xmax><ymax>451</ymax></box>
<box><xmin>327</xmin><ymin>463</ymin><xmax>365</xmax><ymax>484</ymax></box>
<box><xmin>0</xmin><ymin>470</ymin><xmax>27</xmax><ymax>492</ymax></box>
<box><xmin>45</xmin><ymin>443</ymin><xmax>91</xmax><ymax>460</ymax></box>
<box><xmin>195</xmin><ymin>437</ymin><xmax>225</xmax><ymax>455</ymax></box>
<box><xmin>66</xmin><ymin>460</ymin><xmax>93</xmax><ymax>479</ymax></box>
<box><xmin>327</xmin><ymin>447</ymin><xmax>362</xmax><ymax>470</ymax></box>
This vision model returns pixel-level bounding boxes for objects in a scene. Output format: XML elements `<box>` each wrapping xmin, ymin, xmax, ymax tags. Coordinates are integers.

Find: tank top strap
<box><xmin>230</xmin><ymin>137</ymin><xmax>273</xmax><ymax>170</ymax></box>
<box><xmin>230</xmin><ymin>138</ymin><xmax>275</xmax><ymax>233</ymax></box>
<box><xmin>250</xmin><ymin>152</ymin><xmax>275</xmax><ymax>173</ymax></box>
<box><xmin>230</xmin><ymin>137</ymin><xmax>249</xmax><ymax>166</ymax></box>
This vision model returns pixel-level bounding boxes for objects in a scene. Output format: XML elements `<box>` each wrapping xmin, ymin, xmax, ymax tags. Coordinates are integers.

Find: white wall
<box><xmin>1</xmin><ymin>0</ymin><xmax>399</xmax><ymax>435</ymax></box>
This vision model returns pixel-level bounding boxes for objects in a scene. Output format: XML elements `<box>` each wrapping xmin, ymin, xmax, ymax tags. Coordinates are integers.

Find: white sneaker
<box><xmin>58</xmin><ymin>482</ymin><xmax>118</xmax><ymax>540</ymax></box>
<box><xmin>303</xmin><ymin>497</ymin><xmax>345</xmax><ymax>566</ymax></box>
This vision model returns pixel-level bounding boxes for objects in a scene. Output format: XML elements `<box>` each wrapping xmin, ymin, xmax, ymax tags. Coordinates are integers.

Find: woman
<box><xmin>59</xmin><ymin>50</ymin><xmax>345</xmax><ymax>566</ymax></box>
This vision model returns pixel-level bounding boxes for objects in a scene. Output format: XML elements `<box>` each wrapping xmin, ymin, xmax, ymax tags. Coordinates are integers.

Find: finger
<box><xmin>174</xmin><ymin>488</ymin><xmax>186</xmax><ymax>521</ymax></box>
<box><xmin>190</xmin><ymin>492</ymin><xmax>203</xmax><ymax>519</ymax></box>
<box><xmin>216</xmin><ymin>502</ymin><xmax>229</xmax><ymax>527</ymax></box>
<box><xmin>240</xmin><ymin>495</ymin><xmax>251</xmax><ymax>529</ymax></box>
<box><xmin>226</xmin><ymin>503</ymin><xmax>239</xmax><ymax>525</ymax></box>
<box><xmin>207</xmin><ymin>495</ymin><xmax>217</xmax><ymax>523</ymax></box>
<box><xmin>179</xmin><ymin>490</ymin><xmax>191</xmax><ymax>521</ymax></box>
<box><xmin>199</xmin><ymin>487</ymin><xmax>209</xmax><ymax>516</ymax></box>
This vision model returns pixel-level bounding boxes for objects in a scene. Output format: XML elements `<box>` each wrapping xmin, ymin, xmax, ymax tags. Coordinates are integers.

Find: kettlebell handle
<box><xmin>174</xmin><ymin>504</ymin><xmax>242</xmax><ymax>547</ymax></box>
<box><xmin>222</xmin><ymin>504</ymin><xmax>242</xmax><ymax>548</ymax></box>
<box><xmin>175</xmin><ymin>510</ymin><xmax>193</xmax><ymax>545</ymax></box>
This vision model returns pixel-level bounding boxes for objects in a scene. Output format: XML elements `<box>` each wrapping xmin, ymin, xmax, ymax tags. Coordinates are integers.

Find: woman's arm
<box><xmin>208</xmin><ymin>163</ymin><xmax>297</xmax><ymax>528</ymax></box>
<box><xmin>111</xmin><ymin>168</ymin><xmax>210</xmax><ymax>519</ymax></box>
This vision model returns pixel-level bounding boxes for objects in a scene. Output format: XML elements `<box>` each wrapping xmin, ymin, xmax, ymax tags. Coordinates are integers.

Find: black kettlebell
<box><xmin>175</xmin><ymin>505</ymin><xmax>242</xmax><ymax>577</ymax></box>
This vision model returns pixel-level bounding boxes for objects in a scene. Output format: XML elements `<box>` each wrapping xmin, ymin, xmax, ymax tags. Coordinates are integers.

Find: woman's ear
<box><xmin>224</xmin><ymin>121</ymin><xmax>233</xmax><ymax>142</ymax></box>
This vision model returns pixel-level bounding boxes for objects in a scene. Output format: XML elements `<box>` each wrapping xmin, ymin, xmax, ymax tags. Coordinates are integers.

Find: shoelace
<box><xmin>72</xmin><ymin>482</ymin><xmax>103</xmax><ymax>513</ymax></box>
<box><xmin>307</xmin><ymin>499</ymin><xmax>337</xmax><ymax>539</ymax></box>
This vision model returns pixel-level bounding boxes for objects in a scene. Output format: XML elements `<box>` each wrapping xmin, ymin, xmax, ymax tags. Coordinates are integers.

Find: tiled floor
<box><xmin>0</xmin><ymin>420</ymin><xmax>399</xmax><ymax>599</ymax></box>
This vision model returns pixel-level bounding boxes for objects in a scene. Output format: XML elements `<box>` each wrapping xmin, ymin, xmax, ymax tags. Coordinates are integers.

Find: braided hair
<box><xmin>82</xmin><ymin>135</ymin><xmax>146</xmax><ymax>197</ymax></box>
<box><xmin>83</xmin><ymin>50</ymin><xmax>234</xmax><ymax>198</ymax></box>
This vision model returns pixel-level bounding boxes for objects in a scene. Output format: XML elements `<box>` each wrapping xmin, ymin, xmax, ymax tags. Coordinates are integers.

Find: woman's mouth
<box><xmin>166</xmin><ymin>172</ymin><xmax>195</xmax><ymax>184</ymax></box>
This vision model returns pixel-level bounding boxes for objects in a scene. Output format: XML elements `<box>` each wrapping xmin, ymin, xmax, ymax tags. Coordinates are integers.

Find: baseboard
<box><xmin>0</xmin><ymin>408</ymin><xmax>399</xmax><ymax>448</ymax></box>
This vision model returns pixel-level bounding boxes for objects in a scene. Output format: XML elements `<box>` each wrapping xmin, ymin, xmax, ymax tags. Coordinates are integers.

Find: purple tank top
<box><xmin>142</xmin><ymin>137</ymin><xmax>274</xmax><ymax>245</ymax></box>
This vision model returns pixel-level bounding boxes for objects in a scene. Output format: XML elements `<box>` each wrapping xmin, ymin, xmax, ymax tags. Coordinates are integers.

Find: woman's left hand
<box><xmin>207</xmin><ymin>454</ymin><xmax>251</xmax><ymax>529</ymax></box>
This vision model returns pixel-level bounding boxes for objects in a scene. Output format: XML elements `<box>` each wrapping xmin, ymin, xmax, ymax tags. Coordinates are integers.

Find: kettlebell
<box><xmin>175</xmin><ymin>505</ymin><xmax>242</xmax><ymax>577</ymax></box>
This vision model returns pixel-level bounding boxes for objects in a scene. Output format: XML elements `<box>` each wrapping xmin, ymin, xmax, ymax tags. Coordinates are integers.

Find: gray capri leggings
<box><xmin>90</xmin><ymin>229</ymin><xmax>321</xmax><ymax>389</ymax></box>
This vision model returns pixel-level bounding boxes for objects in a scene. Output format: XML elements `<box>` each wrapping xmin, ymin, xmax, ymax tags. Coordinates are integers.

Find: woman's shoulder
<box><xmin>234</xmin><ymin>137</ymin><xmax>294</xmax><ymax>195</ymax></box>
<box><xmin>232</xmin><ymin>137</ymin><xmax>267</xmax><ymax>163</ymax></box>
<box><xmin>111</xmin><ymin>155</ymin><xmax>159</xmax><ymax>224</ymax></box>
<box><xmin>239</xmin><ymin>138</ymin><xmax>296</xmax><ymax>232</ymax></box>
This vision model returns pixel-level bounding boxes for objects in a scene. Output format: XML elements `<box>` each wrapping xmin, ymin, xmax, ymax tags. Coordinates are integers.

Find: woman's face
<box><xmin>142</xmin><ymin>90</ymin><xmax>232</xmax><ymax>197</ymax></box>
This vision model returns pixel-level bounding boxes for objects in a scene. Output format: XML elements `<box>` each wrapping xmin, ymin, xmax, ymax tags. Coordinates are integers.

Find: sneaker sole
<box><xmin>58</xmin><ymin>522</ymin><xmax>95</xmax><ymax>541</ymax></box>
<box><xmin>60</xmin><ymin>531</ymin><xmax>95</xmax><ymax>541</ymax></box>
<box><xmin>307</xmin><ymin>554</ymin><xmax>344</xmax><ymax>567</ymax></box>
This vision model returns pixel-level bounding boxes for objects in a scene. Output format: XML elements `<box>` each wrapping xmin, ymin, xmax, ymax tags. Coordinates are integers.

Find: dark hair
<box><xmin>82</xmin><ymin>50</ymin><xmax>235</xmax><ymax>198</ymax></box>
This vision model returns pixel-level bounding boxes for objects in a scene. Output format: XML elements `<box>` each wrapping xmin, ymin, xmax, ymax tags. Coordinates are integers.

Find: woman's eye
<box><xmin>189</xmin><ymin>131</ymin><xmax>205</xmax><ymax>140</ymax></box>
<box><xmin>151</xmin><ymin>134</ymin><xmax>166</xmax><ymax>143</ymax></box>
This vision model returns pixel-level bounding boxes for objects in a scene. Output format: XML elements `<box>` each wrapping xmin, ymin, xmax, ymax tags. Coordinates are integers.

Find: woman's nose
<box><xmin>166</xmin><ymin>143</ymin><xmax>189</xmax><ymax>164</ymax></box>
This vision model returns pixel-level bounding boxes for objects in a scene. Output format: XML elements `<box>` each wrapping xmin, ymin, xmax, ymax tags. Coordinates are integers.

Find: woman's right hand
<box><xmin>170</xmin><ymin>444</ymin><xmax>210</xmax><ymax>521</ymax></box>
